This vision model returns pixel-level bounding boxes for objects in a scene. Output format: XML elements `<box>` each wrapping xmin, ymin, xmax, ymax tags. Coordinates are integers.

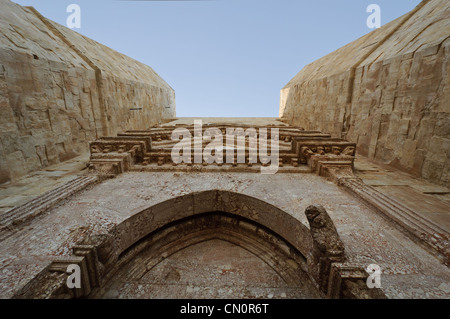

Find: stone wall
<box><xmin>0</xmin><ymin>0</ymin><xmax>175</xmax><ymax>184</ymax></box>
<box><xmin>2</xmin><ymin>171</ymin><xmax>448</xmax><ymax>299</ymax></box>
<box><xmin>280</xmin><ymin>0</ymin><xmax>449</xmax><ymax>187</ymax></box>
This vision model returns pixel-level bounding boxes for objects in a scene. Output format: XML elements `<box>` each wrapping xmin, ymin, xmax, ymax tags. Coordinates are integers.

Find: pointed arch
<box><xmin>112</xmin><ymin>190</ymin><xmax>313</xmax><ymax>260</ymax></box>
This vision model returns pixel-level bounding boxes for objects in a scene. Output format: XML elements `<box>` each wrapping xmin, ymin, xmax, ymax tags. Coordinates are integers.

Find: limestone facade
<box><xmin>0</xmin><ymin>118</ymin><xmax>446</xmax><ymax>299</ymax></box>
<box><xmin>280</xmin><ymin>0</ymin><xmax>450</xmax><ymax>187</ymax></box>
<box><xmin>0</xmin><ymin>0</ymin><xmax>448</xmax><ymax>300</ymax></box>
<box><xmin>0</xmin><ymin>0</ymin><xmax>175</xmax><ymax>184</ymax></box>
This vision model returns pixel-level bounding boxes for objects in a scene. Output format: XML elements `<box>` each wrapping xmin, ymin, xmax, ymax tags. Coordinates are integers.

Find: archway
<box><xmin>89</xmin><ymin>211</ymin><xmax>323</xmax><ymax>299</ymax></box>
<box><xmin>110</xmin><ymin>190</ymin><xmax>313</xmax><ymax>261</ymax></box>
<box><xmin>14</xmin><ymin>190</ymin><xmax>340</xmax><ymax>299</ymax></box>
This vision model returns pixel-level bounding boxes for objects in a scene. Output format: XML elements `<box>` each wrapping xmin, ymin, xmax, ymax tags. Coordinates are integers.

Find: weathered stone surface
<box><xmin>305</xmin><ymin>205</ymin><xmax>345</xmax><ymax>293</ymax></box>
<box><xmin>0</xmin><ymin>0</ymin><xmax>448</xmax><ymax>300</ymax></box>
<box><xmin>0</xmin><ymin>0</ymin><xmax>175</xmax><ymax>184</ymax></box>
<box><xmin>280</xmin><ymin>0</ymin><xmax>450</xmax><ymax>187</ymax></box>
<box><xmin>89</xmin><ymin>213</ymin><xmax>323</xmax><ymax>299</ymax></box>
<box><xmin>86</xmin><ymin>120</ymin><xmax>355</xmax><ymax>177</ymax></box>
<box><xmin>0</xmin><ymin>167</ymin><xmax>448</xmax><ymax>299</ymax></box>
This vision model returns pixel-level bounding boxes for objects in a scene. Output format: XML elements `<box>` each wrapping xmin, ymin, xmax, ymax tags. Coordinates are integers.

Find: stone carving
<box><xmin>317</xmin><ymin>146</ymin><xmax>325</xmax><ymax>155</ymax></box>
<box><xmin>301</xmin><ymin>147</ymin><xmax>315</xmax><ymax>157</ymax></box>
<box><xmin>342</xmin><ymin>146</ymin><xmax>356</xmax><ymax>156</ymax></box>
<box><xmin>305</xmin><ymin>205</ymin><xmax>345</xmax><ymax>293</ymax></box>
<box><xmin>305</xmin><ymin>205</ymin><xmax>345</xmax><ymax>255</ymax></box>
<box><xmin>88</xmin><ymin>125</ymin><xmax>355</xmax><ymax>173</ymax></box>
<box><xmin>298</xmin><ymin>143</ymin><xmax>356</xmax><ymax>158</ymax></box>
<box><xmin>327</xmin><ymin>263</ymin><xmax>387</xmax><ymax>299</ymax></box>
<box><xmin>332</xmin><ymin>146</ymin><xmax>342</xmax><ymax>155</ymax></box>
<box><xmin>1</xmin><ymin>0</ymin><xmax>448</xmax><ymax>301</ymax></box>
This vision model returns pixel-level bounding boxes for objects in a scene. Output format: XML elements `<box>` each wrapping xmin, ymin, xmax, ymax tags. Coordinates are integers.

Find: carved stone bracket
<box><xmin>304</xmin><ymin>205</ymin><xmax>346</xmax><ymax>293</ymax></box>
<box><xmin>48</xmin><ymin>256</ymin><xmax>91</xmax><ymax>298</ymax></box>
<box><xmin>293</xmin><ymin>138</ymin><xmax>356</xmax><ymax>179</ymax></box>
<box><xmin>88</xmin><ymin>136</ymin><xmax>151</xmax><ymax>177</ymax></box>
<box><xmin>327</xmin><ymin>263</ymin><xmax>387</xmax><ymax>299</ymax></box>
<box><xmin>304</xmin><ymin>205</ymin><xmax>387</xmax><ymax>298</ymax></box>
<box><xmin>46</xmin><ymin>244</ymin><xmax>102</xmax><ymax>298</ymax></box>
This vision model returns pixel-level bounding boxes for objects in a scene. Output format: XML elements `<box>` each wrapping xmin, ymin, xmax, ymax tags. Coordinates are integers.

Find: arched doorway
<box><xmin>89</xmin><ymin>211</ymin><xmax>323</xmax><ymax>299</ymax></box>
<box><xmin>16</xmin><ymin>190</ymin><xmax>350</xmax><ymax>299</ymax></box>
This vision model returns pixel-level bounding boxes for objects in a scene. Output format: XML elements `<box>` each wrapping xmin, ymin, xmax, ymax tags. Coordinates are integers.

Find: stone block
<box><xmin>151</xmin><ymin>194</ymin><xmax>194</xmax><ymax>229</ymax></box>
<box><xmin>398</xmin><ymin>119</ymin><xmax>410</xmax><ymax>136</ymax></box>
<box><xmin>421</xmin><ymin>159</ymin><xmax>444</xmax><ymax>182</ymax></box>
<box><xmin>5</xmin><ymin>150</ymin><xmax>26</xmax><ymax>180</ymax></box>
<box><xmin>400</xmin><ymin>139</ymin><xmax>418</xmax><ymax>169</ymax></box>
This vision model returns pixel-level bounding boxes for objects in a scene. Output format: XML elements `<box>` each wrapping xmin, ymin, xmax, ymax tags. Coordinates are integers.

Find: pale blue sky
<box><xmin>13</xmin><ymin>0</ymin><xmax>421</xmax><ymax>117</ymax></box>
